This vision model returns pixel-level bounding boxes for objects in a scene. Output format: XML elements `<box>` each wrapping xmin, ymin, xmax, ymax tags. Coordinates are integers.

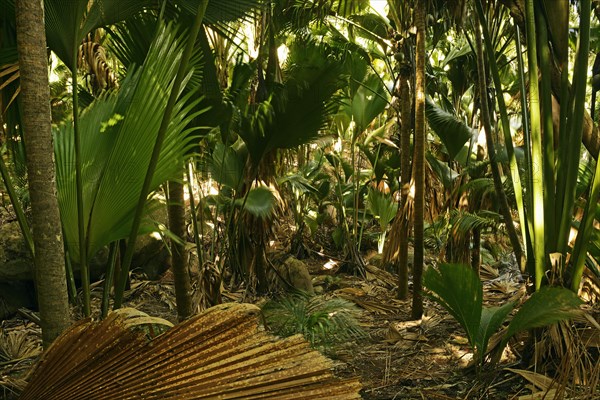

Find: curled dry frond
<box><xmin>78</xmin><ymin>31</ymin><xmax>118</xmax><ymax>95</ymax></box>
<box><xmin>0</xmin><ymin>329</ymin><xmax>41</xmax><ymax>361</ymax></box>
<box><xmin>20</xmin><ymin>303</ymin><xmax>361</xmax><ymax>400</ymax></box>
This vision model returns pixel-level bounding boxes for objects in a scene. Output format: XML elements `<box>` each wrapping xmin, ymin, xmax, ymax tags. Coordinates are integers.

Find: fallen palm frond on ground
<box><xmin>19</xmin><ymin>303</ymin><xmax>361</xmax><ymax>400</ymax></box>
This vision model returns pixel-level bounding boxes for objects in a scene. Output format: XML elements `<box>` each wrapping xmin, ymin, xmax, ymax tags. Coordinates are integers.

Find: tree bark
<box><xmin>383</xmin><ymin>70</ymin><xmax>412</xmax><ymax>300</ymax></box>
<box><xmin>167</xmin><ymin>179</ymin><xmax>194</xmax><ymax>321</ymax></box>
<box><xmin>16</xmin><ymin>0</ymin><xmax>70</xmax><ymax>347</ymax></box>
<box><xmin>411</xmin><ymin>0</ymin><xmax>426</xmax><ymax>320</ymax></box>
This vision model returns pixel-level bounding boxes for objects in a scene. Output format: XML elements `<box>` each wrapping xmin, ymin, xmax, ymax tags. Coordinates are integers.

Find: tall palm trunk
<box><xmin>411</xmin><ymin>0</ymin><xmax>426</xmax><ymax>320</ymax></box>
<box><xmin>167</xmin><ymin>179</ymin><xmax>194</xmax><ymax>320</ymax></box>
<box><xmin>383</xmin><ymin>69</ymin><xmax>412</xmax><ymax>300</ymax></box>
<box><xmin>397</xmin><ymin>71</ymin><xmax>413</xmax><ymax>300</ymax></box>
<box><xmin>16</xmin><ymin>0</ymin><xmax>70</xmax><ymax>347</ymax></box>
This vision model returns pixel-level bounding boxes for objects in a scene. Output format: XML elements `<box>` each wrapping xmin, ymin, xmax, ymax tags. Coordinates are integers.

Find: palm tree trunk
<box><xmin>411</xmin><ymin>0</ymin><xmax>426</xmax><ymax>320</ymax></box>
<box><xmin>397</xmin><ymin>71</ymin><xmax>412</xmax><ymax>300</ymax></box>
<box><xmin>15</xmin><ymin>0</ymin><xmax>70</xmax><ymax>347</ymax></box>
<box><xmin>167</xmin><ymin>179</ymin><xmax>194</xmax><ymax>320</ymax></box>
<box><xmin>383</xmin><ymin>70</ymin><xmax>412</xmax><ymax>300</ymax></box>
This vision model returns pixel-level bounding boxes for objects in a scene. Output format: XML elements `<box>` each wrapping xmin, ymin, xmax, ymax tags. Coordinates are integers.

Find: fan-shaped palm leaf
<box><xmin>234</xmin><ymin>185</ymin><xmax>278</xmax><ymax>219</ymax></box>
<box><xmin>450</xmin><ymin>209</ymin><xmax>501</xmax><ymax>238</ymax></box>
<box><xmin>340</xmin><ymin>73</ymin><xmax>389</xmax><ymax>138</ymax></box>
<box><xmin>55</xmin><ymin>23</ymin><xmax>204</xmax><ymax>262</ymax></box>
<box><xmin>424</xmin><ymin>263</ymin><xmax>483</xmax><ymax>348</ymax></box>
<box><xmin>239</xmin><ymin>38</ymin><xmax>345</xmax><ymax>167</ymax></box>
<box><xmin>20</xmin><ymin>303</ymin><xmax>362</xmax><ymax>399</ymax></box>
<box><xmin>426</xmin><ymin>97</ymin><xmax>476</xmax><ymax>161</ymax></box>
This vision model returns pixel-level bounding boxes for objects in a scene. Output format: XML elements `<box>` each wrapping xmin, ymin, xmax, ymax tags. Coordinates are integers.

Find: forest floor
<box><xmin>1</xmin><ymin>243</ymin><xmax>599</xmax><ymax>399</ymax></box>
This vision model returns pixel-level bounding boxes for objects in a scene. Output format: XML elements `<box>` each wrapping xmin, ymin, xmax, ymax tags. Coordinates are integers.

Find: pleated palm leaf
<box><xmin>55</xmin><ymin>23</ymin><xmax>204</xmax><ymax>263</ymax></box>
<box><xmin>41</xmin><ymin>0</ymin><xmax>263</xmax><ymax>69</ymax></box>
<box><xmin>19</xmin><ymin>303</ymin><xmax>362</xmax><ymax>399</ymax></box>
<box><xmin>240</xmin><ymin>38</ymin><xmax>346</xmax><ymax>167</ymax></box>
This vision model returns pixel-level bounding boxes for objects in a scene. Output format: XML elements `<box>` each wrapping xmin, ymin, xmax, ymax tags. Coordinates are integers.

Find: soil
<box><xmin>1</xmin><ymin>248</ymin><xmax>599</xmax><ymax>400</ymax></box>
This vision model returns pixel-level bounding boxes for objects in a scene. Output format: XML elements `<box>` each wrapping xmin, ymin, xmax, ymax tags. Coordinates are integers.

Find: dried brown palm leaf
<box><xmin>20</xmin><ymin>303</ymin><xmax>361</xmax><ymax>399</ymax></box>
<box><xmin>78</xmin><ymin>32</ymin><xmax>118</xmax><ymax>95</ymax></box>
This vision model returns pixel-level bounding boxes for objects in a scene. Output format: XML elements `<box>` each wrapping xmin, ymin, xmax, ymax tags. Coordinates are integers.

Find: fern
<box><xmin>261</xmin><ymin>294</ymin><xmax>366</xmax><ymax>349</ymax></box>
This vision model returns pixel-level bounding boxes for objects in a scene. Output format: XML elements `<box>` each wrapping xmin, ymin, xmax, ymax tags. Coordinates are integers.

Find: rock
<box><xmin>276</xmin><ymin>256</ymin><xmax>314</xmax><ymax>295</ymax></box>
<box><xmin>131</xmin><ymin>234</ymin><xmax>169</xmax><ymax>280</ymax></box>
<box><xmin>0</xmin><ymin>281</ymin><xmax>36</xmax><ymax>320</ymax></box>
<box><xmin>0</xmin><ymin>204</ymin><xmax>171</xmax><ymax>282</ymax></box>
<box><xmin>0</xmin><ymin>220</ymin><xmax>33</xmax><ymax>281</ymax></box>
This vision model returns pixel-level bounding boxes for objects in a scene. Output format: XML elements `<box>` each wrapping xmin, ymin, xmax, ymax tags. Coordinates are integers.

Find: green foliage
<box><xmin>424</xmin><ymin>264</ymin><xmax>583</xmax><ymax>367</ymax></box>
<box><xmin>425</xmin><ymin>98</ymin><xmax>476</xmax><ymax>161</ymax></box>
<box><xmin>238</xmin><ymin>38</ymin><xmax>345</xmax><ymax>168</ymax></box>
<box><xmin>262</xmin><ymin>294</ymin><xmax>366</xmax><ymax>349</ymax></box>
<box><xmin>366</xmin><ymin>187</ymin><xmax>397</xmax><ymax>230</ymax></box>
<box><xmin>209</xmin><ymin>142</ymin><xmax>244</xmax><ymax>192</ymax></box>
<box><xmin>339</xmin><ymin>73</ymin><xmax>389</xmax><ymax>138</ymax></box>
<box><xmin>424</xmin><ymin>264</ymin><xmax>484</xmax><ymax>349</ymax></box>
<box><xmin>501</xmin><ymin>287</ymin><xmax>584</xmax><ymax>349</ymax></box>
<box><xmin>366</xmin><ymin>187</ymin><xmax>397</xmax><ymax>253</ymax></box>
<box><xmin>234</xmin><ymin>186</ymin><xmax>278</xmax><ymax>220</ymax></box>
<box><xmin>54</xmin><ymin>23</ymin><xmax>204</xmax><ymax>263</ymax></box>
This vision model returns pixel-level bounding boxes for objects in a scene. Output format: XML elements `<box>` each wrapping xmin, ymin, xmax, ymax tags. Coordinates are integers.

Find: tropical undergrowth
<box><xmin>261</xmin><ymin>292</ymin><xmax>366</xmax><ymax>352</ymax></box>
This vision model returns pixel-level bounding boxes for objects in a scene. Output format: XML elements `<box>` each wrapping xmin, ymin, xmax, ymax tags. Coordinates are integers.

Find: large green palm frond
<box><xmin>43</xmin><ymin>0</ymin><xmax>155</xmax><ymax>67</ymax></box>
<box><xmin>274</xmin><ymin>0</ymin><xmax>369</xmax><ymax>33</ymax></box>
<box><xmin>239</xmin><ymin>38</ymin><xmax>345</xmax><ymax>166</ymax></box>
<box><xmin>37</xmin><ymin>0</ymin><xmax>262</xmax><ymax>69</ymax></box>
<box><xmin>352</xmin><ymin>74</ymin><xmax>388</xmax><ymax>134</ymax></box>
<box><xmin>426</xmin><ymin>97</ymin><xmax>476</xmax><ymax>162</ymax></box>
<box><xmin>55</xmin><ymin>23</ymin><xmax>205</xmax><ymax>262</ymax></box>
<box><xmin>177</xmin><ymin>0</ymin><xmax>262</xmax><ymax>25</ymax></box>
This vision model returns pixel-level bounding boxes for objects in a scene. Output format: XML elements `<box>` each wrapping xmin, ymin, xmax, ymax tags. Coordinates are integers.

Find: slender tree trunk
<box><xmin>474</xmin><ymin>7</ymin><xmax>523</xmax><ymax>270</ymax></box>
<box><xmin>16</xmin><ymin>0</ymin><xmax>70</xmax><ymax>347</ymax></box>
<box><xmin>397</xmin><ymin>72</ymin><xmax>412</xmax><ymax>300</ymax></box>
<box><xmin>383</xmin><ymin>69</ymin><xmax>412</xmax><ymax>300</ymax></box>
<box><xmin>411</xmin><ymin>0</ymin><xmax>426</xmax><ymax>320</ymax></box>
<box><xmin>167</xmin><ymin>179</ymin><xmax>194</xmax><ymax>321</ymax></box>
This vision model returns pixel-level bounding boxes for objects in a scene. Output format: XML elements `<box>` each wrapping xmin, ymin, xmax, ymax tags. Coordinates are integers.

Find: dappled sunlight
<box><xmin>323</xmin><ymin>259</ymin><xmax>339</xmax><ymax>271</ymax></box>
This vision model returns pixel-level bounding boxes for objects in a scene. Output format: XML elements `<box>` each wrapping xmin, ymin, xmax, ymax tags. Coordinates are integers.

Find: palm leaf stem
<box><xmin>72</xmin><ymin>42</ymin><xmax>90</xmax><ymax>316</ymax></box>
<box><xmin>515</xmin><ymin>24</ymin><xmax>535</xmax><ymax>276</ymax></box>
<box><xmin>64</xmin><ymin>248</ymin><xmax>77</xmax><ymax>303</ymax></box>
<box><xmin>535</xmin><ymin>2</ymin><xmax>557</xmax><ymax>251</ymax></box>
<box><xmin>473</xmin><ymin>12</ymin><xmax>522</xmax><ymax>277</ymax></box>
<box><xmin>113</xmin><ymin>0</ymin><xmax>209</xmax><ymax>309</ymax></box>
<box><xmin>556</xmin><ymin>0</ymin><xmax>591</xmax><ymax>258</ymax></box>
<box><xmin>187</xmin><ymin>160</ymin><xmax>203</xmax><ymax>268</ymax></box>
<box><xmin>0</xmin><ymin>147</ymin><xmax>34</xmax><ymax>255</ymax></box>
<box><xmin>570</xmin><ymin>151</ymin><xmax>600</xmax><ymax>291</ymax></box>
<box><xmin>567</xmin><ymin>0</ymin><xmax>593</xmax><ymax>291</ymax></box>
<box><xmin>524</xmin><ymin>0</ymin><xmax>546</xmax><ymax>290</ymax></box>
<box><xmin>475</xmin><ymin>0</ymin><xmax>527</xmax><ymax>269</ymax></box>
<box><xmin>101</xmin><ymin>241</ymin><xmax>119</xmax><ymax>318</ymax></box>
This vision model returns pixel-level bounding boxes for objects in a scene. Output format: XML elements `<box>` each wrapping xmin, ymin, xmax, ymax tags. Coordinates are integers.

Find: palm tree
<box><xmin>15</xmin><ymin>0</ymin><xmax>70</xmax><ymax>347</ymax></box>
<box><xmin>411</xmin><ymin>0</ymin><xmax>426</xmax><ymax>320</ymax></box>
<box><xmin>231</xmin><ymin>37</ymin><xmax>346</xmax><ymax>293</ymax></box>
<box><xmin>384</xmin><ymin>1</ymin><xmax>414</xmax><ymax>300</ymax></box>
